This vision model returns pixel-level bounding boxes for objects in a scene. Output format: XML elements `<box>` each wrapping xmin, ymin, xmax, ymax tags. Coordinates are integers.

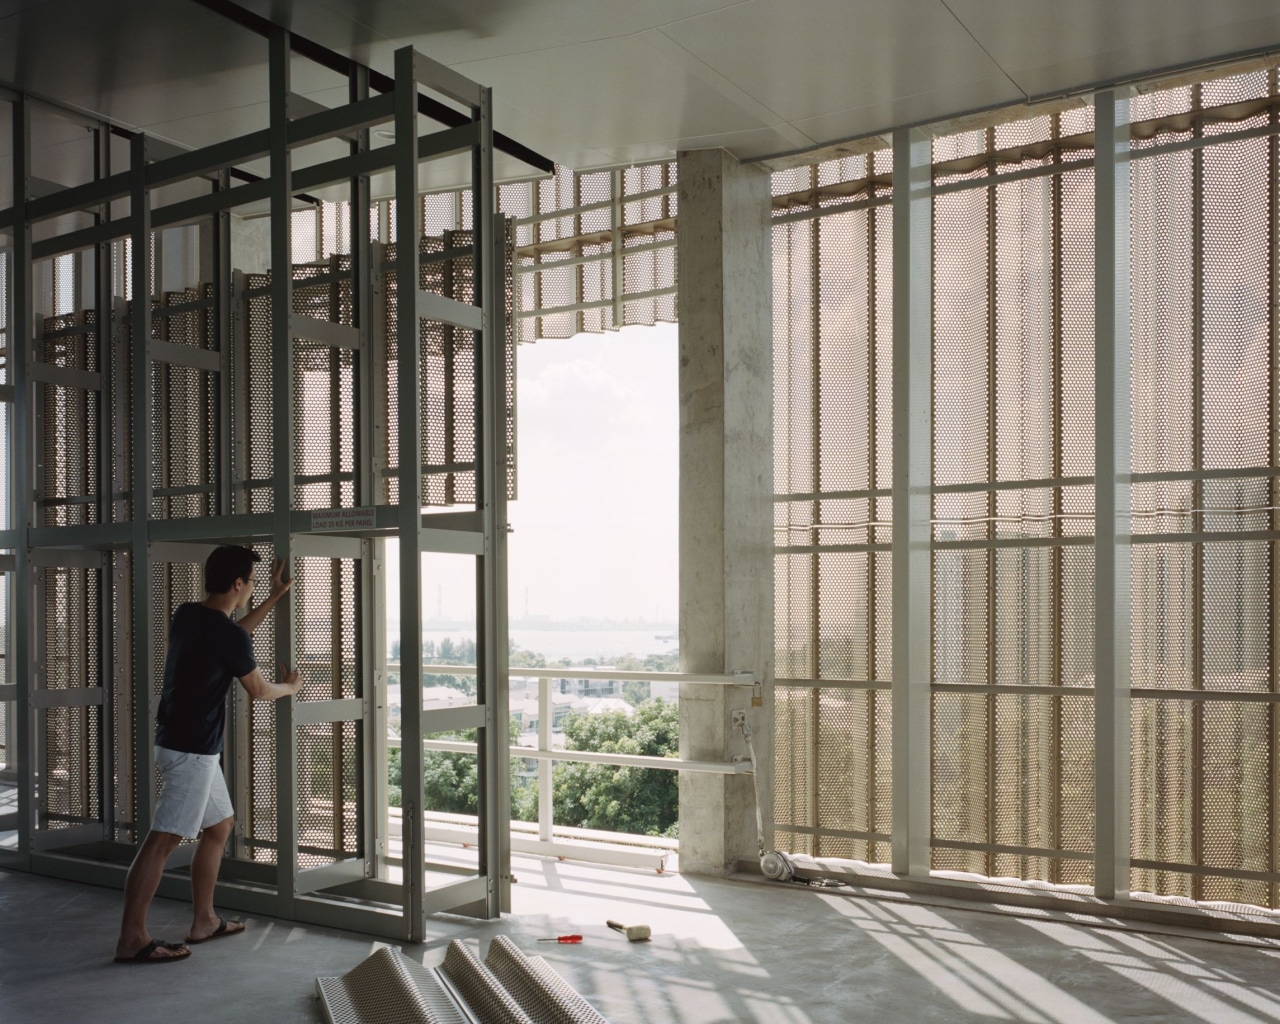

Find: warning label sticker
<box><xmin>310</xmin><ymin>507</ymin><xmax>376</xmax><ymax>532</ymax></box>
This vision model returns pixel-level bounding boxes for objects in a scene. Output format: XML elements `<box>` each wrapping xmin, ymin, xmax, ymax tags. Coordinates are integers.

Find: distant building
<box><xmin>555</xmin><ymin>668</ymin><xmax>622</xmax><ymax>698</ymax></box>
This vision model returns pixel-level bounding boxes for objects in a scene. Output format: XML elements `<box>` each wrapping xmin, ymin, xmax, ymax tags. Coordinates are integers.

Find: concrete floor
<box><xmin>5</xmin><ymin>852</ymin><xmax>1280</xmax><ymax>1024</ymax></box>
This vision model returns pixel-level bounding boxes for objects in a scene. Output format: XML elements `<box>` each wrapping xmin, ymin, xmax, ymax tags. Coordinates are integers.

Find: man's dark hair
<box><xmin>204</xmin><ymin>545</ymin><xmax>261</xmax><ymax>595</ymax></box>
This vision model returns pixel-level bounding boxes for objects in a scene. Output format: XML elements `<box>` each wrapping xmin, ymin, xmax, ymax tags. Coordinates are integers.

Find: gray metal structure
<box><xmin>0</xmin><ymin>36</ymin><xmax>517</xmax><ymax>942</ymax></box>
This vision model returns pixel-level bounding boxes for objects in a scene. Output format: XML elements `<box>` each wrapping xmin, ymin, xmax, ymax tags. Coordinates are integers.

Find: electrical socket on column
<box><xmin>731</xmin><ymin>709</ymin><xmax>747</xmax><ymax>729</ymax></box>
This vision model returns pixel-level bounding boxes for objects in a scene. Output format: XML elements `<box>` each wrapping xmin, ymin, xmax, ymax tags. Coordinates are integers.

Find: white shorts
<box><xmin>151</xmin><ymin>745</ymin><xmax>234</xmax><ymax>840</ymax></box>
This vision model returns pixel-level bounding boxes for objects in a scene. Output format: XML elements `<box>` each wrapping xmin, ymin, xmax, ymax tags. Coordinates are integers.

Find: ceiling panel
<box><xmin>787</xmin><ymin>72</ymin><xmax>1042</xmax><ymax>153</ymax></box>
<box><xmin>2</xmin><ymin>0</ymin><xmax>1280</xmax><ymax>192</ymax></box>
<box><xmin>235</xmin><ymin>0</ymin><xmax>752</xmax><ymax>66</ymax></box>
<box><xmin>0</xmin><ymin>0</ymin><xmax>263</xmax><ymax>116</ymax></box>
<box><xmin>950</xmin><ymin>0</ymin><xmax>1280</xmax><ymax>98</ymax></box>
<box><xmin>452</xmin><ymin>31</ymin><xmax>782</xmax><ymax>159</ymax></box>
<box><xmin>660</xmin><ymin>0</ymin><xmax>1016</xmax><ymax>125</ymax></box>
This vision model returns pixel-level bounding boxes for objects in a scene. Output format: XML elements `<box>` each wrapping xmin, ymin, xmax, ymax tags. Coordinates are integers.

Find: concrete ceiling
<box><xmin>2</xmin><ymin>0</ymin><xmax>1280</xmax><ymax>202</ymax></box>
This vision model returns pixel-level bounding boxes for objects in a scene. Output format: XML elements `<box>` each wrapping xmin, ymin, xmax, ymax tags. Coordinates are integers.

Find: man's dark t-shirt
<box><xmin>155</xmin><ymin>603</ymin><xmax>257</xmax><ymax>755</ymax></box>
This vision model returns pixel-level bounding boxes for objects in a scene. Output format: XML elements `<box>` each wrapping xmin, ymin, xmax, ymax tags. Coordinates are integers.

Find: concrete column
<box><xmin>677</xmin><ymin>148</ymin><xmax>773</xmax><ymax>875</ymax></box>
<box><xmin>230</xmin><ymin>214</ymin><xmax>272</xmax><ymax>275</ymax></box>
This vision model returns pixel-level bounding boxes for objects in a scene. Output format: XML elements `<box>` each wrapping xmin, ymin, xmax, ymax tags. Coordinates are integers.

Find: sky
<box><xmin>384</xmin><ymin>321</ymin><xmax>679</xmax><ymax>628</ymax></box>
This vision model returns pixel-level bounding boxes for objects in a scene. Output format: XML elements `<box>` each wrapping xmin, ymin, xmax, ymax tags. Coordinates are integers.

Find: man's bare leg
<box><xmin>187</xmin><ymin>815</ymin><xmax>243</xmax><ymax>942</ymax></box>
<box><xmin>116</xmin><ymin>830</ymin><xmax>185</xmax><ymax>960</ymax></box>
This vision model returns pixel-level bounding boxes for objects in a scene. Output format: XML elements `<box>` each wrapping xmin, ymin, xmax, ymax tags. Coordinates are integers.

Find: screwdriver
<box><xmin>537</xmin><ymin>934</ymin><xmax>583</xmax><ymax>943</ymax></box>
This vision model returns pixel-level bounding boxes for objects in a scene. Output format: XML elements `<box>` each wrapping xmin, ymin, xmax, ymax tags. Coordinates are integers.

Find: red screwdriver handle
<box><xmin>537</xmin><ymin>934</ymin><xmax>583</xmax><ymax>943</ymax></box>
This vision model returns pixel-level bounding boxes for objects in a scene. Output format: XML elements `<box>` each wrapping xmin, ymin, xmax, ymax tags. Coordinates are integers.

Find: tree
<box><xmin>388</xmin><ymin>720</ymin><xmax>537</xmax><ymax>818</ymax></box>
<box><xmin>552</xmin><ymin>699</ymin><xmax>679</xmax><ymax>837</ymax></box>
<box><xmin>621</xmin><ymin>680</ymin><xmax>651</xmax><ymax>706</ymax></box>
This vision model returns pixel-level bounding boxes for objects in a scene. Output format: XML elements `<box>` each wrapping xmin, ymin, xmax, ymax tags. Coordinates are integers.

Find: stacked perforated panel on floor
<box><xmin>317</xmin><ymin>936</ymin><xmax>608</xmax><ymax>1024</ymax></box>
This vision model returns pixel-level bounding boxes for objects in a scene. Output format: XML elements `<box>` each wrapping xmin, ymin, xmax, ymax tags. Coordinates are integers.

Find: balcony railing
<box><xmin>388</xmin><ymin>665</ymin><xmax>756</xmax><ymax>870</ymax></box>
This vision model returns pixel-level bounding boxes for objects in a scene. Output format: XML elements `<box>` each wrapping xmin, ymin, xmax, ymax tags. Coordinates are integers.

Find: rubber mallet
<box><xmin>606</xmin><ymin>919</ymin><xmax>651</xmax><ymax>942</ymax></box>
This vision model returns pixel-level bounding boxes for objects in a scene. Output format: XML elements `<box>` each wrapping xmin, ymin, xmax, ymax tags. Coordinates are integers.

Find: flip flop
<box><xmin>186</xmin><ymin>916</ymin><xmax>245</xmax><ymax>944</ymax></box>
<box><xmin>114</xmin><ymin>940</ymin><xmax>191</xmax><ymax>964</ymax></box>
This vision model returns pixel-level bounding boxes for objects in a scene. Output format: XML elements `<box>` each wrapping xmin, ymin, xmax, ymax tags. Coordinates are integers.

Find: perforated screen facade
<box><xmin>292</xmin><ymin>162</ymin><xmax>680</xmax><ymax>348</ymax></box>
<box><xmin>773</xmin><ymin>66</ymin><xmax>1280</xmax><ymax>910</ymax></box>
<box><xmin>773</xmin><ymin>153</ymin><xmax>895</xmax><ymax>863</ymax></box>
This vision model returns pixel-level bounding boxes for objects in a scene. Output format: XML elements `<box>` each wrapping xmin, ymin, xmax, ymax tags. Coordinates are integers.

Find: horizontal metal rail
<box><xmin>522</xmin><ymin>286</ymin><xmax>677</xmax><ymax>321</ymax></box>
<box><xmin>389</xmin><ymin>735</ymin><xmax>750</xmax><ymax>774</ymax></box>
<box><xmin>420</xmin><ymin>664</ymin><xmax>754</xmax><ymax>686</ymax></box>
<box><xmin>512</xmin><ymin>182</ymin><xmax>675</xmax><ymax>226</ymax></box>
<box><xmin>515</xmin><ymin>236</ymin><xmax>676</xmax><ymax>273</ymax></box>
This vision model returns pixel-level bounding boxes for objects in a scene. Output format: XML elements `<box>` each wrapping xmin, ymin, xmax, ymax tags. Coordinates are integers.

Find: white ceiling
<box><xmin>2</xmin><ymin>0</ymin><xmax>1280</xmax><ymax>202</ymax></box>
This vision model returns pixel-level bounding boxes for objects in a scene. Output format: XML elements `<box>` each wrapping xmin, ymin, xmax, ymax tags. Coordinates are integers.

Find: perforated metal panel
<box><xmin>483</xmin><ymin>935</ymin><xmax>610</xmax><ymax>1024</ymax></box>
<box><xmin>769</xmin><ymin>89</ymin><xmax>1273</xmax><ymax>899</ymax></box>
<box><xmin>382</xmin><ymin>230</ymin><xmax>515</xmax><ymax>506</ymax></box>
<box><xmin>772</xmin><ymin>155</ymin><xmax>894</xmax><ymax>862</ymax></box>
<box><xmin>295</xmin><ymin>556</ymin><xmax>361</xmax><ymax>868</ymax></box>
<box><xmin>316</xmin><ymin>939</ymin><xmax>610</xmax><ymax>1024</ymax></box>
<box><xmin>37</xmin><ymin>564</ymin><xmax>103</xmax><ymax>833</ymax></box>
<box><xmin>317</xmin><ymin>946</ymin><xmax>470</xmax><ymax>1024</ymax></box>
<box><xmin>1127</xmin><ymin>73</ymin><xmax>1278</xmax><ymax>906</ymax></box>
<box><xmin>37</xmin><ymin>312</ymin><xmax>100</xmax><ymax>527</ymax></box>
<box><xmin>245</xmin><ymin>274</ymin><xmax>276</xmax><ymax>514</ymax></box>
<box><xmin>245</xmin><ymin>541</ymin><xmax>278</xmax><ymax>864</ymax></box>
<box><xmin>439</xmin><ymin>161</ymin><xmax>680</xmax><ymax>345</ymax></box>
<box><xmin>293</xmin><ymin>256</ymin><xmax>357</xmax><ymax>511</ymax></box>
<box><xmin>928</xmin><ymin>114</ymin><xmax>1106</xmax><ymax>885</ymax></box>
<box><xmin>442</xmin><ymin>940</ymin><xmax>534</xmax><ymax>1024</ymax></box>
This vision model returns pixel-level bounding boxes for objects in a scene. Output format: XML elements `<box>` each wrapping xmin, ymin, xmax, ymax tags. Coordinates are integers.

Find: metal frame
<box><xmin>0</xmin><ymin>37</ymin><xmax>527</xmax><ymax>941</ymax></box>
<box><xmin>1093</xmin><ymin>88</ymin><xmax>1133</xmax><ymax>901</ymax></box>
<box><xmin>890</xmin><ymin>126</ymin><xmax>933</xmax><ymax>877</ymax></box>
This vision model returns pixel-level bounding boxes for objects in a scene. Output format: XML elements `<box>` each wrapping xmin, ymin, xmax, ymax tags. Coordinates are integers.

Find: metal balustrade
<box><xmin>388</xmin><ymin>666</ymin><xmax>756</xmax><ymax>871</ymax></box>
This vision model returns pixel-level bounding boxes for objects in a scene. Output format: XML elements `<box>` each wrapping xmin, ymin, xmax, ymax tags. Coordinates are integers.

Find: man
<box><xmin>114</xmin><ymin>545</ymin><xmax>300</xmax><ymax>964</ymax></box>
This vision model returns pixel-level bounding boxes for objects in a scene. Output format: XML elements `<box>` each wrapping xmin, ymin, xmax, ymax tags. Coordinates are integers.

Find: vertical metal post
<box><xmin>11</xmin><ymin>96</ymin><xmax>34</xmax><ymax>866</ymax></box>
<box><xmin>94</xmin><ymin>122</ymin><xmax>115</xmax><ymax>838</ymax></box>
<box><xmin>210</xmin><ymin>169</ymin><xmax>240</xmax><ymax>857</ymax></box>
<box><xmin>866</xmin><ymin>196</ymin><xmax>880</xmax><ymax>862</ymax></box>
<box><xmin>394</xmin><ymin>45</ymin><xmax>427</xmax><ymax>942</ymax></box>
<box><xmin>891</xmin><ymin>126</ymin><xmax>933</xmax><ymax>877</ymax></box>
<box><xmin>1269</xmin><ymin>69</ymin><xmax>1279</xmax><ymax>912</ymax></box>
<box><xmin>475</xmin><ymin>86</ymin><xmax>507</xmax><ymax>920</ymax></box>
<box><xmin>113</xmin><ymin>281</ymin><xmax>132</xmax><ymax>836</ymax></box>
<box><xmin>215</xmin><ymin>171</ymin><xmax>233</xmax><ymax>518</ymax></box>
<box><xmin>229</xmin><ymin>270</ymin><xmax>250</xmax><ymax>511</ymax></box>
<box><xmin>1188</xmin><ymin>84</ymin><xmax>1206</xmax><ymax>902</ymax></box>
<box><xmin>1094</xmin><ymin>88</ymin><xmax>1132</xmax><ymax>901</ymax></box>
<box><xmin>228</xmin><ymin>265</ymin><xmax>250</xmax><ymax>859</ymax></box>
<box><xmin>1049</xmin><ymin>117</ymin><xmax>1066</xmax><ymax>885</ymax></box>
<box><xmin>128</xmin><ymin>131</ymin><xmax>155</xmax><ymax>839</ymax></box>
<box><xmin>809</xmin><ymin>202</ymin><xmax>822</xmax><ymax>856</ymax></box>
<box><xmin>349</xmin><ymin>61</ymin><xmax>386</xmax><ymax>882</ymax></box>
<box><xmin>268</xmin><ymin>27</ymin><xmax>298</xmax><ymax>914</ymax></box>
<box><xmin>351</xmin><ymin>65</ymin><xmax>375</xmax><ymax>510</ymax></box>
<box><xmin>984</xmin><ymin>130</ymin><xmax>998</xmax><ymax>878</ymax></box>
<box><xmin>611</xmin><ymin>169</ymin><xmax>624</xmax><ymax>328</ymax></box>
<box><xmin>537</xmin><ymin>677</ymin><xmax>551</xmax><ymax>843</ymax></box>
<box><xmin>442</xmin><ymin>234</ymin><xmax>456</xmax><ymax>506</ymax></box>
